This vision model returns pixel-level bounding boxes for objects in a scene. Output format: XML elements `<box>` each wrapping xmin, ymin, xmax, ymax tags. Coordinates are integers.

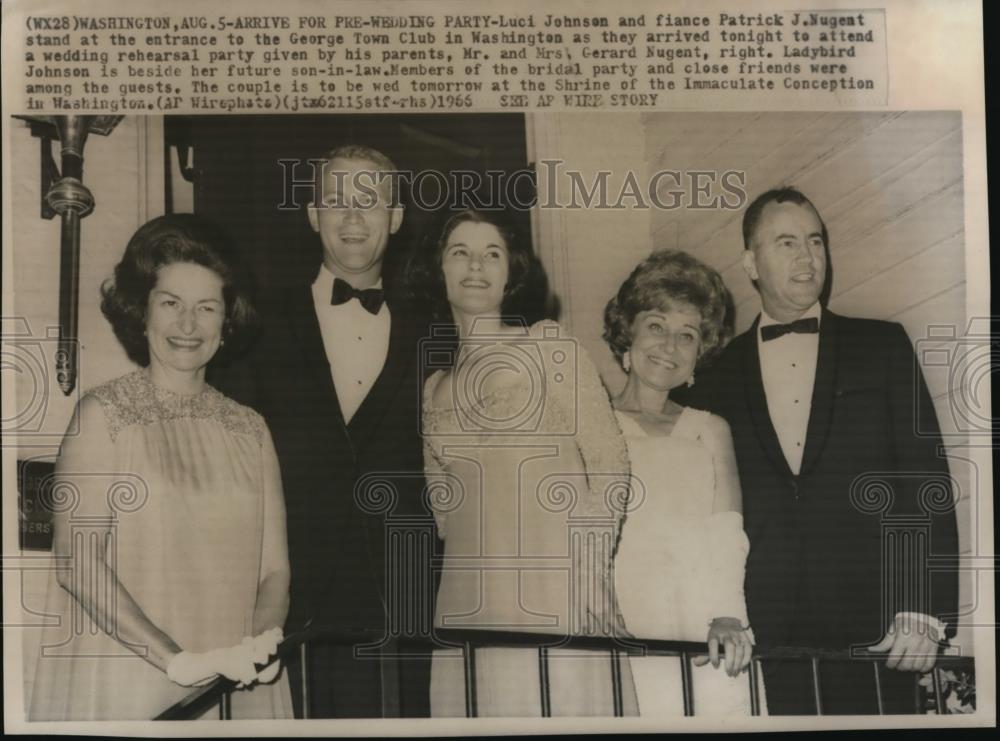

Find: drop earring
<box><xmin>686</xmin><ymin>372</ymin><xmax>696</xmax><ymax>387</ymax></box>
<box><xmin>622</xmin><ymin>351</ymin><xmax>631</xmax><ymax>372</ymax></box>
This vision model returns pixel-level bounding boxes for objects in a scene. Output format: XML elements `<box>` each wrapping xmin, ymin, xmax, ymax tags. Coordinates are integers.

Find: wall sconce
<box><xmin>16</xmin><ymin>115</ymin><xmax>123</xmax><ymax>396</ymax></box>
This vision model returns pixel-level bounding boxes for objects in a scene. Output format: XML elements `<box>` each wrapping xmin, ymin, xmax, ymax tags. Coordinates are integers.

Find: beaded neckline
<box><xmin>90</xmin><ymin>369</ymin><xmax>263</xmax><ymax>442</ymax></box>
<box><xmin>139</xmin><ymin>369</ymin><xmax>214</xmax><ymax>402</ymax></box>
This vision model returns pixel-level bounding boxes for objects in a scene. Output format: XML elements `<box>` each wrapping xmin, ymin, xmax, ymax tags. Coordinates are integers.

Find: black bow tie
<box><xmin>330</xmin><ymin>278</ymin><xmax>385</xmax><ymax>315</ymax></box>
<box><xmin>761</xmin><ymin>316</ymin><xmax>819</xmax><ymax>341</ymax></box>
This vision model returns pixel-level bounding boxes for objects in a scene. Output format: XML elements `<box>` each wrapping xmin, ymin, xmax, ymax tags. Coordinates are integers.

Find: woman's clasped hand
<box><xmin>167</xmin><ymin>627</ymin><xmax>285</xmax><ymax>687</ymax></box>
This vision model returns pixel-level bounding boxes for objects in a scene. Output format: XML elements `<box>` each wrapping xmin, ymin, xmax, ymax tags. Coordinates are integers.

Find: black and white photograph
<box><xmin>1</xmin><ymin>0</ymin><xmax>993</xmax><ymax>735</ymax></box>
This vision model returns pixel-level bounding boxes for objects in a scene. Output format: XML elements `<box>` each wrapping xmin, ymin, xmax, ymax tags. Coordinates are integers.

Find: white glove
<box><xmin>249</xmin><ymin>627</ymin><xmax>283</xmax><ymax>684</ymax></box>
<box><xmin>166</xmin><ymin>641</ymin><xmax>258</xmax><ymax>687</ymax></box>
<box><xmin>165</xmin><ymin>650</ymin><xmax>218</xmax><ymax>687</ymax></box>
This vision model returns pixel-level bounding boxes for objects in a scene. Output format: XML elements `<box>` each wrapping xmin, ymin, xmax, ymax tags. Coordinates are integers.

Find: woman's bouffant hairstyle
<box><xmin>603</xmin><ymin>249</ymin><xmax>735</xmax><ymax>369</ymax></box>
<box><xmin>100</xmin><ymin>214</ymin><xmax>257</xmax><ymax>367</ymax></box>
<box><xmin>405</xmin><ymin>208</ymin><xmax>550</xmax><ymax>326</ymax></box>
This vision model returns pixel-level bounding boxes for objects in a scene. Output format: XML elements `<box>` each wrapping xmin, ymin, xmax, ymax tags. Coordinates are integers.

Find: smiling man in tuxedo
<box><xmin>218</xmin><ymin>145</ymin><xmax>434</xmax><ymax>717</ymax></box>
<box><xmin>684</xmin><ymin>187</ymin><xmax>959</xmax><ymax>713</ymax></box>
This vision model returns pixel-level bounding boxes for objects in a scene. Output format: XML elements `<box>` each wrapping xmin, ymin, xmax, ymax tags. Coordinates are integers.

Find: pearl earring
<box><xmin>622</xmin><ymin>351</ymin><xmax>631</xmax><ymax>372</ymax></box>
<box><xmin>686</xmin><ymin>372</ymin><xmax>696</xmax><ymax>387</ymax></box>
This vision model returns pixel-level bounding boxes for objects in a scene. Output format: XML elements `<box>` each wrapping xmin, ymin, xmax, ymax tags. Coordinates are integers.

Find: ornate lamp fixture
<box><xmin>16</xmin><ymin>115</ymin><xmax>123</xmax><ymax>395</ymax></box>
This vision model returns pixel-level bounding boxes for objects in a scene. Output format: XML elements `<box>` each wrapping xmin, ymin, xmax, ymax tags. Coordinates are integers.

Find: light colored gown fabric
<box><xmin>614</xmin><ymin>406</ymin><xmax>766</xmax><ymax>717</ymax></box>
<box><xmin>422</xmin><ymin>321</ymin><xmax>637</xmax><ymax>717</ymax></box>
<box><xmin>29</xmin><ymin>370</ymin><xmax>293</xmax><ymax>721</ymax></box>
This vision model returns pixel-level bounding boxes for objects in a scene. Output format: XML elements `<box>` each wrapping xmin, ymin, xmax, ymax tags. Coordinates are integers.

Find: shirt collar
<box><xmin>312</xmin><ymin>264</ymin><xmax>383</xmax><ymax>298</ymax></box>
<box><xmin>758</xmin><ymin>302</ymin><xmax>822</xmax><ymax>340</ymax></box>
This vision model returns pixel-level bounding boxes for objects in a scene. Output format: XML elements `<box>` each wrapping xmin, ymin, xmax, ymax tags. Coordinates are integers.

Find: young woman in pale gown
<box><xmin>412</xmin><ymin>209</ymin><xmax>638</xmax><ymax>717</ymax></box>
<box><xmin>29</xmin><ymin>215</ymin><xmax>292</xmax><ymax>721</ymax></box>
<box><xmin>603</xmin><ymin>249</ymin><xmax>766</xmax><ymax>716</ymax></box>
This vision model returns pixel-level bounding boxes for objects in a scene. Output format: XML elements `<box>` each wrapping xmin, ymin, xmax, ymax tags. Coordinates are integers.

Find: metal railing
<box><xmin>155</xmin><ymin>626</ymin><xmax>973</xmax><ymax>719</ymax></box>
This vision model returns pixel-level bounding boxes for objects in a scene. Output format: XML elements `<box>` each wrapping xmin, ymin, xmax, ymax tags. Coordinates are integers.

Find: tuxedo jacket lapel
<box><xmin>338</xmin><ymin>297</ymin><xmax>423</xmax><ymax>617</ymax></box>
<box><xmin>347</xmin><ymin>297</ymin><xmax>420</xmax><ymax>449</ymax></box>
<box><xmin>742</xmin><ymin>317</ymin><xmax>794</xmax><ymax>481</ymax></box>
<box><xmin>283</xmin><ymin>285</ymin><xmax>348</xmax><ymax>429</ymax></box>
<box><xmin>800</xmin><ymin>309</ymin><xmax>839</xmax><ymax>477</ymax></box>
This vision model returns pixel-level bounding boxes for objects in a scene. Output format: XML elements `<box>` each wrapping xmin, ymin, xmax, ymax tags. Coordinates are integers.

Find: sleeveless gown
<box><xmin>614</xmin><ymin>406</ymin><xmax>766</xmax><ymax>716</ymax></box>
<box><xmin>421</xmin><ymin>321</ymin><xmax>638</xmax><ymax>717</ymax></box>
<box><xmin>28</xmin><ymin>370</ymin><xmax>293</xmax><ymax>721</ymax></box>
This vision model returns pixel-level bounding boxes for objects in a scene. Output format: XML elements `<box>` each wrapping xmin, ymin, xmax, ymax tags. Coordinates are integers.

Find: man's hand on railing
<box><xmin>693</xmin><ymin>617</ymin><xmax>753</xmax><ymax>677</ymax></box>
<box><xmin>870</xmin><ymin>613</ymin><xmax>942</xmax><ymax>673</ymax></box>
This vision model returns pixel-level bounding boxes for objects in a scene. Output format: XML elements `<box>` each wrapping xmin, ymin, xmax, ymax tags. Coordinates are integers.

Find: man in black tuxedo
<box><xmin>216</xmin><ymin>145</ymin><xmax>434</xmax><ymax>717</ymax></box>
<box><xmin>684</xmin><ymin>188</ymin><xmax>958</xmax><ymax>713</ymax></box>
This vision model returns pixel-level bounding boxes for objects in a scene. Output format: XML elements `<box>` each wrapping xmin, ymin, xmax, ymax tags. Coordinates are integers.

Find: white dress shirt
<box><xmin>311</xmin><ymin>265</ymin><xmax>390</xmax><ymax>424</ymax></box>
<box><xmin>757</xmin><ymin>302</ymin><xmax>822</xmax><ymax>475</ymax></box>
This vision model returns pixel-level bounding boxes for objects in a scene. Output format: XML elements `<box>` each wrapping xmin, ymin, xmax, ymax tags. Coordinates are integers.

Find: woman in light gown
<box><xmin>603</xmin><ymin>249</ymin><xmax>766</xmax><ymax>716</ymax></box>
<box><xmin>412</xmin><ymin>209</ymin><xmax>638</xmax><ymax>717</ymax></box>
<box><xmin>29</xmin><ymin>215</ymin><xmax>292</xmax><ymax>721</ymax></box>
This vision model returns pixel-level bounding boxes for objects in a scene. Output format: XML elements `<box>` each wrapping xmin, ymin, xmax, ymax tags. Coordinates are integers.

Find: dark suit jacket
<box><xmin>680</xmin><ymin>309</ymin><xmax>958</xmax><ymax>649</ymax></box>
<box><xmin>211</xmin><ymin>285</ymin><xmax>436</xmax><ymax>715</ymax></box>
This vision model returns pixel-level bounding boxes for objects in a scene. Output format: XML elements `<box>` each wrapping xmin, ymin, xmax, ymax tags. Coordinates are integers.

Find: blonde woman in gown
<box><xmin>413</xmin><ymin>210</ymin><xmax>637</xmax><ymax>717</ymax></box>
<box><xmin>603</xmin><ymin>250</ymin><xmax>766</xmax><ymax>716</ymax></box>
<box><xmin>29</xmin><ymin>215</ymin><xmax>293</xmax><ymax>721</ymax></box>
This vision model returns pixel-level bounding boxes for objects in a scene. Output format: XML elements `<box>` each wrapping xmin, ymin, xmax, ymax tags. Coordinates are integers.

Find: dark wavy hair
<box><xmin>603</xmin><ymin>249</ymin><xmax>734</xmax><ymax>369</ymax></box>
<box><xmin>405</xmin><ymin>209</ymin><xmax>549</xmax><ymax>326</ymax></box>
<box><xmin>100</xmin><ymin>214</ymin><xmax>257</xmax><ymax>367</ymax></box>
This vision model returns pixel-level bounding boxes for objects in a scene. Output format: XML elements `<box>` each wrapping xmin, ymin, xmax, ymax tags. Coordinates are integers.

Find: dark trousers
<box><xmin>761</xmin><ymin>658</ymin><xmax>921</xmax><ymax>715</ymax></box>
<box><xmin>286</xmin><ymin>640</ymin><xmax>431</xmax><ymax>719</ymax></box>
